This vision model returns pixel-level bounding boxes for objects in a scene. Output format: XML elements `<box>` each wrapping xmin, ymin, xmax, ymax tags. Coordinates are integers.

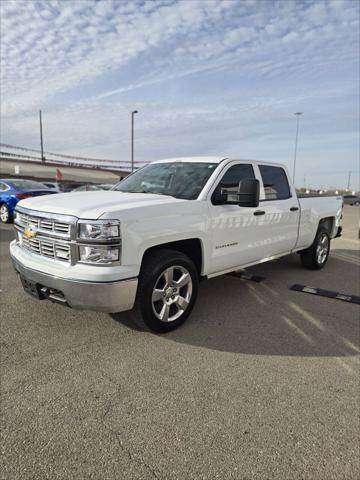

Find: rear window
<box><xmin>259</xmin><ymin>165</ymin><xmax>291</xmax><ymax>200</ymax></box>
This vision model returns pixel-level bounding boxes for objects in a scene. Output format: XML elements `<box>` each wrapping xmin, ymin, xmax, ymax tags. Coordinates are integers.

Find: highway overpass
<box><xmin>0</xmin><ymin>157</ymin><xmax>129</xmax><ymax>184</ymax></box>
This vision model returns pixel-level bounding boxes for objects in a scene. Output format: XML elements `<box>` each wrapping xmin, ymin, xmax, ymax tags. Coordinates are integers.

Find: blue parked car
<box><xmin>0</xmin><ymin>178</ymin><xmax>57</xmax><ymax>223</ymax></box>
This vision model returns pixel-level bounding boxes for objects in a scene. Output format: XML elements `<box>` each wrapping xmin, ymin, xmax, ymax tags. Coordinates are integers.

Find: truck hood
<box><xmin>18</xmin><ymin>191</ymin><xmax>185</xmax><ymax>218</ymax></box>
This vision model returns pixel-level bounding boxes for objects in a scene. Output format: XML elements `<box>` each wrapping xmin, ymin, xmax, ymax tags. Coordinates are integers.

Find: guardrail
<box><xmin>0</xmin><ymin>143</ymin><xmax>147</xmax><ymax>171</ymax></box>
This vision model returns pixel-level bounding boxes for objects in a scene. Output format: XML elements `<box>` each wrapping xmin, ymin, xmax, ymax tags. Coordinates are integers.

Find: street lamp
<box><xmin>39</xmin><ymin>109</ymin><xmax>45</xmax><ymax>163</ymax></box>
<box><xmin>292</xmin><ymin>112</ymin><xmax>303</xmax><ymax>184</ymax></box>
<box><xmin>131</xmin><ymin>110</ymin><xmax>138</xmax><ymax>172</ymax></box>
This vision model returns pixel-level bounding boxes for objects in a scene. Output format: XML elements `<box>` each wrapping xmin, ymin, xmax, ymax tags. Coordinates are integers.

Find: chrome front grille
<box><xmin>14</xmin><ymin>207</ymin><xmax>76</xmax><ymax>263</ymax></box>
<box><xmin>18</xmin><ymin>233</ymin><xmax>71</xmax><ymax>262</ymax></box>
<box><xmin>17</xmin><ymin>212</ymin><xmax>71</xmax><ymax>236</ymax></box>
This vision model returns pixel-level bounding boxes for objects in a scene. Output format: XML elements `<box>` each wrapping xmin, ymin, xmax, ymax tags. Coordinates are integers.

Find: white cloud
<box><xmin>1</xmin><ymin>0</ymin><xmax>358</xmax><ymax>114</ymax></box>
<box><xmin>3</xmin><ymin>0</ymin><xmax>232</xmax><ymax>115</ymax></box>
<box><xmin>306</xmin><ymin>2</ymin><xmax>328</xmax><ymax>26</ymax></box>
<box><xmin>282</xmin><ymin>31</ymin><xmax>299</xmax><ymax>43</ymax></box>
<box><xmin>0</xmin><ymin>0</ymin><xmax>359</xmax><ymax>188</ymax></box>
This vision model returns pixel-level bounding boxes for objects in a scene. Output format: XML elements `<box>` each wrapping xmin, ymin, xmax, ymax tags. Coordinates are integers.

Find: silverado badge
<box><xmin>24</xmin><ymin>228</ymin><xmax>36</xmax><ymax>239</ymax></box>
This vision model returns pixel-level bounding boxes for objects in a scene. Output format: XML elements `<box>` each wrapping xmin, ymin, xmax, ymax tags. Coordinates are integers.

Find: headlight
<box><xmin>79</xmin><ymin>220</ymin><xmax>120</xmax><ymax>240</ymax></box>
<box><xmin>79</xmin><ymin>245</ymin><xmax>120</xmax><ymax>264</ymax></box>
<box><xmin>78</xmin><ymin>220</ymin><xmax>121</xmax><ymax>264</ymax></box>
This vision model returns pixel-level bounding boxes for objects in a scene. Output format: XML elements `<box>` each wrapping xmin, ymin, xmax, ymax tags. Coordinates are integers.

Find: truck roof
<box><xmin>152</xmin><ymin>156</ymin><xmax>285</xmax><ymax>168</ymax></box>
<box><xmin>152</xmin><ymin>156</ymin><xmax>226</xmax><ymax>164</ymax></box>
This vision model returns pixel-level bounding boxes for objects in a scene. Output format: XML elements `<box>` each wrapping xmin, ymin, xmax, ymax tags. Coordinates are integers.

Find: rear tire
<box><xmin>300</xmin><ymin>227</ymin><xmax>330</xmax><ymax>270</ymax></box>
<box><xmin>0</xmin><ymin>204</ymin><xmax>11</xmax><ymax>223</ymax></box>
<box><xmin>134</xmin><ymin>249</ymin><xmax>199</xmax><ymax>333</ymax></box>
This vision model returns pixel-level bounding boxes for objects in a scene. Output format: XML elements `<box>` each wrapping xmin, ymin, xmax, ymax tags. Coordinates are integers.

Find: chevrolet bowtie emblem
<box><xmin>24</xmin><ymin>227</ymin><xmax>36</xmax><ymax>239</ymax></box>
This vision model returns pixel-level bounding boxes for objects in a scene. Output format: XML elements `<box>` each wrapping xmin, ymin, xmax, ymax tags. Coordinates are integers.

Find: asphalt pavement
<box><xmin>0</xmin><ymin>206</ymin><xmax>359</xmax><ymax>479</ymax></box>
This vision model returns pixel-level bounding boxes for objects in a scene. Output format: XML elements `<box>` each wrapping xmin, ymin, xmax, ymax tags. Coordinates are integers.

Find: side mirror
<box><xmin>221</xmin><ymin>178</ymin><xmax>260</xmax><ymax>207</ymax></box>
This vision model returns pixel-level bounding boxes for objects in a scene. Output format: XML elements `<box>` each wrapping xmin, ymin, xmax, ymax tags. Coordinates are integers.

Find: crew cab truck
<box><xmin>10</xmin><ymin>157</ymin><xmax>343</xmax><ymax>332</ymax></box>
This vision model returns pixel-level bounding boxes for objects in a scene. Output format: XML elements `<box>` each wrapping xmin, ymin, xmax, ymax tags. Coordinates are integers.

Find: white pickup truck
<box><xmin>10</xmin><ymin>157</ymin><xmax>343</xmax><ymax>332</ymax></box>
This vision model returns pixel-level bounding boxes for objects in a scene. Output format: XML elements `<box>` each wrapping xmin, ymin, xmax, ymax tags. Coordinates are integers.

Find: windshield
<box><xmin>9</xmin><ymin>180</ymin><xmax>48</xmax><ymax>190</ymax></box>
<box><xmin>113</xmin><ymin>162</ymin><xmax>217</xmax><ymax>200</ymax></box>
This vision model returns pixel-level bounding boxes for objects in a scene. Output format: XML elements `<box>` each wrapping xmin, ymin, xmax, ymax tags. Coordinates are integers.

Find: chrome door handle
<box><xmin>253</xmin><ymin>210</ymin><xmax>266</xmax><ymax>216</ymax></box>
<box><xmin>290</xmin><ymin>206</ymin><xmax>299</xmax><ymax>212</ymax></box>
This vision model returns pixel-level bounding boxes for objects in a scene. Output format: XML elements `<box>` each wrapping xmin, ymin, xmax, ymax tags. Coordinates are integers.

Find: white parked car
<box><xmin>10</xmin><ymin>157</ymin><xmax>343</xmax><ymax>332</ymax></box>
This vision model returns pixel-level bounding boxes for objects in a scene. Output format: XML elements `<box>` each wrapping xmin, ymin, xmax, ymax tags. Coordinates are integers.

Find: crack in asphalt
<box><xmin>97</xmin><ymin>385</ymin><xmax>162</xmax><ymax>480</ymax></box>
<box><xmin>117</xmin><ymin>435</ymin><xmax>162</xmax><ymax>480</ymax></box>
<box><xmin>95</xmin><ymin>366</ymin><xmax>163</xmax><ymax>479</ymax></box>
<box><xmin>0</xmin><ymin>337</ymin><xmax>104</xmax><ymax>370</ymax></box>
<box><xmin>107</xmin><ymin>425</ymin><xmax>162</xmax><ymax>480</ymax></box>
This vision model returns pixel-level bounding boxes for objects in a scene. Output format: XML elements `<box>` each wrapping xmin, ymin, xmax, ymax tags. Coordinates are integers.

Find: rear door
<box><xmin>255</xmin><ymin>164</ymin><xmax>300</xmax><ymax>257</ymax></box>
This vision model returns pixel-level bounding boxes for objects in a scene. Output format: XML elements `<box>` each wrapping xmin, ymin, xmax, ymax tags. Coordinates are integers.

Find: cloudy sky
<box><xmin>1</xmin><ymin>0</ymin><xmax>359</xmax><ymax>189</ymax></box>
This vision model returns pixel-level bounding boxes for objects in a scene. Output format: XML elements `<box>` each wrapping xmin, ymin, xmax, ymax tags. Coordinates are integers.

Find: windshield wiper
<box><xmin>123</xmin><ymin>189</ymin><xmax>154</xmax><ymax>194</ymax></box>
<box><xmin>123</xmin><ymin>189</ymin><xmax>175</xmax><ymax>198</ymax></box>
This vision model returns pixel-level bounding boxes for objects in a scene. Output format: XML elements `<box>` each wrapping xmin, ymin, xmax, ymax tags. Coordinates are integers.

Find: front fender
<box><xmin>122</xmin><ymin>212</ymin><xmax>210</xmax><ymax>275</ymax></box>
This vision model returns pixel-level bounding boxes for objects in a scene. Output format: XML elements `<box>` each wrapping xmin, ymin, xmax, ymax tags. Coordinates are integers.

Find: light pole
<box><xmin>347</xmin><ymin>171</ymin><xmax>351</xmax><ymax>191</ymax></box>
<box><xmin>131</xmin><ymin>110</ymin><xmax>138</xmax><ymax>172</ymax></box>
<box><xmin>39</xmin><ymin>109</ymin><xmax>45</xmax><ymax>163</ymax></box>
<box><xmin>292</xmin><ymin>112</ymin><xmax>303</xmax><ymax>184</ymax></box>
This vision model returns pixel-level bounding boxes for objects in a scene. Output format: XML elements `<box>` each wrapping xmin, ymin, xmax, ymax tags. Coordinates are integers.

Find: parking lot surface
<box><xmin>1</xmin><ymin>206</ymin><xmax>359</xmax><ymax>480</ymax></box>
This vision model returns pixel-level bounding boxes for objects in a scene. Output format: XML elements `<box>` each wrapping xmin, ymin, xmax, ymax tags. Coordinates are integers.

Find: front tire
<box><xmin>0</xmin><ymin>204</ymin><xmax>11</xmax><ymax>223</ymax></box>
<box><xmin>135</xmin><ymin>249</ymin><xmax>199</xmax><ymax>333</ymax></box>
<box><xmin>300</xmin><ymin>228</ymin><xmax>330</xmax><ymax>270</ymax></box>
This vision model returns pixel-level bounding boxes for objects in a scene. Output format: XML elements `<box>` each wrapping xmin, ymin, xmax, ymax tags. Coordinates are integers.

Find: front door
<box><xmin>208</xmin><ymin>162</ymin><xmax>264</xmax><ymax>274</ymax></box>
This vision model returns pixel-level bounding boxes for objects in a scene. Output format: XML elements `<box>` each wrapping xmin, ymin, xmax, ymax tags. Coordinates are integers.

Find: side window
<box><xmin>212</xmin><ymin>164</ymin><xmax>255</xmax><ymax>204</ymax></box>
<box><xmin>0</xmin><ymin>182</ymin><xmax>8</xmax><ymax>192</ymax></box>
<box><xmin>259</xmin><ymin>165</ymin><xmax>291</xmax><ymax>200</ymax></box>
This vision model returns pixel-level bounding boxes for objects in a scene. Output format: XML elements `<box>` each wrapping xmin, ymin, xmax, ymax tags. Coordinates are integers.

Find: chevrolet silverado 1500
<box><xmin>10</xmin><ymin>157</ymin><xmax>343</xmax><ymax>332</ymax></box>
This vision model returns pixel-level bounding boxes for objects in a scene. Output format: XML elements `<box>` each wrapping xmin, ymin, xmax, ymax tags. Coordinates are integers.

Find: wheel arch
<box><xmin>318</xmin><ymin>216</ymin><xmax>335</xmax><ymax>236</ymax></box>
<box><xmin>141</xmin><ymin>238</ymin><xmax>204</xmax><ymax>277</ymax></box>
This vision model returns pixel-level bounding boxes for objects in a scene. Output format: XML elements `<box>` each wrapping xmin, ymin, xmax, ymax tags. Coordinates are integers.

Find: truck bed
<box><xmin>297</xmin><ymin>194</ymin><xmax>342</xmax><ymax>199</ymax></box>
<box><xmin>297</xmin><ymin>195</ymin><xmax>343</xmax><ymax>247</ymax></box>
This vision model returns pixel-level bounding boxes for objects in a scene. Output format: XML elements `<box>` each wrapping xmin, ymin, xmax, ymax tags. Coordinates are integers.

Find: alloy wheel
<box><xmin>151</xmin><ymin>265</ymin><xmax>193</xmax><ymax>322</ymax></box>
<box><xmin>0</xmin><ymin>205</ymin><xmax>9</xmax><ymax>223</ymax></box>
<box><xmin>316</xmin><ymin>233</ymin><xmax>329</xmax><ymax>265</ymax></box>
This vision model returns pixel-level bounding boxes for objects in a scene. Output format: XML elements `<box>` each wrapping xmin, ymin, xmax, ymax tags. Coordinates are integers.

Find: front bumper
<box><xmin>11</xmin><ymin>254</ymin><xmax>138</xmax><ymax>313</ymax></box>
